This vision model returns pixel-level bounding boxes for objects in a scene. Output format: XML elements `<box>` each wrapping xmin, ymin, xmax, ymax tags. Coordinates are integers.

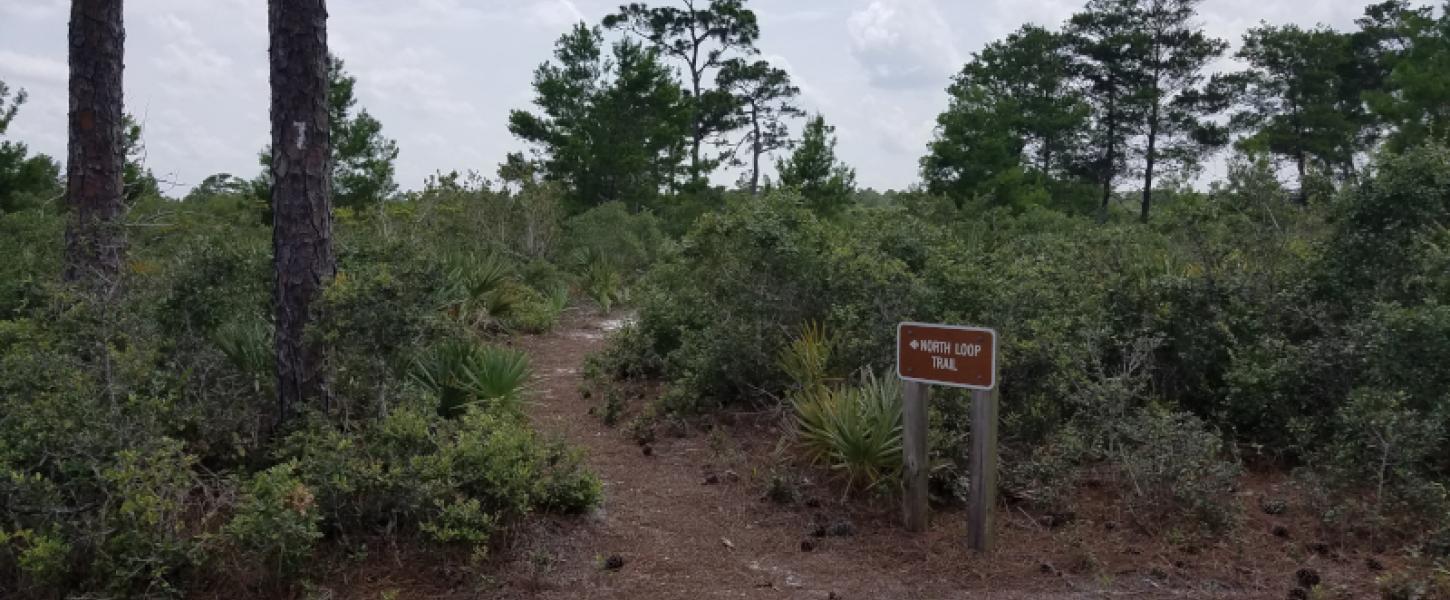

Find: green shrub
<box><xmin>224</xmin><ymin>463</ymin><xmax>323</xmax><ymax>580</ymax></box>
<box><xmin>1115</xmin><ymin>409</ymin><xmax>1242</xmax><ymax>532</ymax></box>
<box><xmin>0</xmin><ymin>192</ymin><xmax>601</xmax><ymax>597</ymax></box>
<box><xmin>777</xmin><ymin>321</ymin><xmax>837</xmax><ymax>392</ymax></box>
<box><xmin>791</xmin><ymin>370</ymin><xmax>903</xmax><ymax>496</ymax></box>
<box><xmin>606</xmin><ymin>192</ymin><xmax>923</xmax><ymax>410</ymax></box>
<box><xmin>578</xmin><ymin>248</ymin><xmax>626</xmax><ymax>314</ymax></box>
<box><xmin>586</xmin><ymin>322</ymin><xmax>664</xmax><ymax>381</ymax></box>
<box><xmin>276</xmin><ymin>402</ymin><xmax>600</xmax><ymax>553</ymax></box>
<box><xmin>508</xmin><ymin>284</ymin><xmax>569</xmax><ymax>334</ymax></box>
<box><xmin>1301</xmin><ymin>389</ymin><xmax>1449</xmax><ymax>535</ymax></box>
<box><xmin>212</xmin><ymin>316</ymin><xmax>273</xmax><ymax>392</ymax></box>
<box><xmin>5</xmin><ymin>529</ymin><xmax>70</xmax><ymax>593</ymax></box>
<box><xmin>420</xmin><ymin>497</ymin><xmax>498</xmax><ymax>558</ymax></box>
<box><xmin>1324</xmin><ymin>145</ymin><xmax>1450</xmax><ymax>306</ymax></box>
<box><xmin>442</xmin><ymin>251</ymin><xmax>516</xmax><ymax>328</ymax></box>
<box><xmin>561</xmin><ymin>202</ymin><xmax>666</xmax><ymax>279</ymax></box>
<box><xmin>410</xmin><ymin>339</ymin><xmax>532</xmax><ymax>417</ymax></box>
<box><xmin>97</xmin><ymin>438</ymin><xmax>206</xmax><ymax>596</ymax></box>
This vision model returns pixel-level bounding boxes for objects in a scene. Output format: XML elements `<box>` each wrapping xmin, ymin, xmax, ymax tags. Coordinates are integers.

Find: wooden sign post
<box><xmin>896</xmin><ymin>322</ymin><xmax>999</xmax><ymax>551</ymax></box>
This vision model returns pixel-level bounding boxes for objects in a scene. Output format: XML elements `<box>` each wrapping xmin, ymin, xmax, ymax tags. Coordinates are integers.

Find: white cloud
<box><xmin>847</xmin><ymin>0</ymin><xmax>961</xmax><ymax>90</ymax></box>
<box><xmin>527</xmin><ymin>0</ymin><xmax>587</xmax><ymax>29</ymax></box>
<box><xmin>150</xmin><ymin>14</ymin><xmax>239</xmax><ymax>97</ymax></box>
<box><xmin>0</xmin><ymin>50</ymin><xmax>66</xmax><ymax>85</ymax></box>
<box><xmin>0</xmin><ymin>0</ymin><xmax>65</xmax><ymax>21</ymax></box>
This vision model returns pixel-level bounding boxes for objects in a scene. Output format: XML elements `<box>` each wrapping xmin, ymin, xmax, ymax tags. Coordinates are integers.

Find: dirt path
<box><xmin>477</xmin><ymin>314</ymin><xmax>1367</xmax><ymax>600</ymax></box>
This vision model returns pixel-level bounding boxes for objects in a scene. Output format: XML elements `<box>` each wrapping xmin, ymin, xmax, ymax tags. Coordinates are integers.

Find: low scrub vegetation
<box><xmin>596</xmin><ymin>146</ymin><xmax>1450</xmax><ymax>543</ymax></box>
<box><xmin>0</xmin><ymin>184</ymin><xmax>626</xmax><ymax>596</ymax></box>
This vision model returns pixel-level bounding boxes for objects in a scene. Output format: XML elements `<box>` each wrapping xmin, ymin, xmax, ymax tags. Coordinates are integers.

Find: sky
<box><xmin>0</xmin><ymin>0</ymin><xmax>1371</xmax><ymax>195</ymax></box>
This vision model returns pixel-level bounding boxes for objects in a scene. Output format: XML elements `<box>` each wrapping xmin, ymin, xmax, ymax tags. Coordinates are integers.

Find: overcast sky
<box><xmin>1</xmin><ymin>0</ymin><xmax>1369</xmax><ymax>195</ymax></box>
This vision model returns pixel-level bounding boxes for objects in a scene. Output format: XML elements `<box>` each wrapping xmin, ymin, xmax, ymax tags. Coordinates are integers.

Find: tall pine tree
<box><xmin>1067</xmin><ymin>0</ymin><xmax>1147</xmax><ymax>216</ymax></box>
<box><xmin>268</xmin><ymin>0</ymin><xmax>336</xmax><ymax>420</ymax></box>
<box><xmin>64</xmin><ymin>0</ymin><xmax>127</xmax><ymax>286</ymax></box>
<box><xmin>717</xmin><ymin>58</ymin><xmax>802</xmax><ymax>195</ymax></box>
<box><xmin>509</xmin><ymin>24</ymin><xmax>689</xmax><ymax>212</ymax></box>
<box><xmin>777</xmin><ymin>114</ymin><xmax>855</xmax><ymax>214</ymax></box>
<box><xmin>604</xmin><ymin>0</ymin><xmax>760</xmax><ymax>184</ymax></box>
<box><xmin>255</xmin><ymin>56</ymin><xmax>398</xmax><ymax>212</ymax></box>
<box><xmin>924</xmin><ymin>24</ymin><xmax>1088</xmax><ymax>208</ymax></box>
<box><xmin>1228</xmin><ymin>25</ymin><xmax>1363</xmax><ymax>202</ymax></box>
<box><xmin>1131</xmin><ymin>0</ymin><xmax>1229</xmax><ymax>223</ymax></box>
<box><xmin>1360</xmin><ymin>1</ymin><xmax>1450</xmax><ymax>151</ymax></box>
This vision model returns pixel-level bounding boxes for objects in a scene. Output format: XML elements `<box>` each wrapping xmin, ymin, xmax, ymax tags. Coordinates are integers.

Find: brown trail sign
<box><xmin>897</xmin><ymin>323</ymin><xmax>996</xmax><ymax>389</ymax></box>
<box><xmin>897</xmin><ymin>322</ymin><xmax>998</xmax><ymax>551</ymax></box>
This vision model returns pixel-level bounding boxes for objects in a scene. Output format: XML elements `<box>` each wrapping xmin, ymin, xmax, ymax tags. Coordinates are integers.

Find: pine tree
<box><xmin>327</xmin><ymin>57</ymin><xmax>399</xmax><ymax>209</ymax></box>
<box><xmin>268</xmin><ymin>0</ymin><xmax>336</xmax><ymax>420</ymax></box>
<box><xmin>1130</xmin><ymin>0</ymin><xmax>1229</xmax><ymax>223</ymax></box>
<box><xmin>254</xmin><ymin>55</ymin><xmax>398</xmax><ymax>213</ymax></box>
<box><xmin>924</xmin><ymin>25</ymin><xmax>1088</xmax><ymax>207</ymax></box>
<box><xmin>1067</xmin><ymin>0</ymin><xmax>1147</xmax><ymax>216</ymax></box>
<box><xmin>1360</xmin><ymin>1</ymin><xmax>1450</xmax><ymax>151</ymax></box>
<box><xmin>605</xmin><ymin>0</ymin><xmax>760</xmax><ymax>184</ymax></box>
<box><xmin>0</xmin><ymin>81</ymin><xmax>62</xmax><ymax>213</ymax></box>
<box><xmin>64</xmin><ymin>0</ymin><xmax>127</xmax><ymax>285</ymax></box>
<box><xmin>1228</xmin><ymin>25</ymin><xmax>1362</xmax><ymax>202</ymax></box>
<box><xmin>777</xmin><ymin>114</ymin><xmax>855</xmax><ymax>214</ymax></box>
<box><xmin>509</xmin><ymin>25</ymin><xmax>689</xmax><ymax>212</ymax></box>
<box><xmin>717</xmin><ymin>59</ymin><xmax>803</xmax><ymax>195</ymax></box>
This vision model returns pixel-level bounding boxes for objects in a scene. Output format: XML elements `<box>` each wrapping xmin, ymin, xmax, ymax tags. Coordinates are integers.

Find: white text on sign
<box><xmin>911</xmin><ymin>340</ymin><xmax>984</xmax><ymax>357</ymax></box>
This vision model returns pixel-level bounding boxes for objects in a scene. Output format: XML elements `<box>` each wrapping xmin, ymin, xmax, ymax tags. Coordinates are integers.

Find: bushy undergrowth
<box><xmin>0</xmin><ymin>184</ymin><xmax>620</xmax><ymax>597</ymax></box>
<box><xmin>597</xmin><ymin>147</ymin><xmax>1450</xmax><ymax>536</ymax></box>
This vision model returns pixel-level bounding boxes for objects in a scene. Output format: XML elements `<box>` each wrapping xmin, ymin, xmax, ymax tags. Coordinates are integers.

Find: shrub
<box><xmin>777</xmin><ymin>321</ymin><xmax>837</xmax><ymax>392</ymax></box>
<box><xmin>561</xmin><ymin>201</ymin><xmax>666</xmax><ymax>279</ymax></box>
<box><xmin>224</xmin><ymin>463</ymin><xmax>323</xmax><ymax>581</ymax></box>
<box><xmin>1301</xmin><ymin>389</ymin><xmax>1449</xmax><ymax>536</ymax></box>
<box><xmin>443</xmin><ymin>251</ymin><xmax>517</xmax><ymax>328</ymax></box>
<box><xmin>508</xmin><ymin>284</ymin><xmax>569</xmax><ymax>334</ymax></box>
<box><xmin>410</xmin><ymin>339</ymin><xmax>532</xmax><ymax>417</ymax></box>
<box><xmin>607</xmin><ymin>192</ymin><xmax>924</xmax><ymax>410</ymax></box>
<box><xmin>276</xmin><ymin>402</ymin><xmax>601</xmax><ymax>557</ymax></box>
<box><xmin>1114</xmin><ymin>409</ymin><xmax>1242</xmax><ymax>532</ymax></box>
<box><xmin>0</xmin><ymin>192</ymin><xmax>601</xmax><ymax>597</ymax></box>
<box><xmin>577</xmin><ymin>248</ymin><xmax>626</xmax><ymax>314</ymax></box>
<box><xmin>1324</xmin><ymin>145</ymin><xmax>1450</xmax><ymax>306</ymax></box>
<box><xmin>790</xmin><ymin>369</ymin><xmax>903</xmax><ymax>495</ymax></box>
<box><xmin>96</xmin><ymin>438</ymin><xmax>207</xmax><ymax>596</ymax></box>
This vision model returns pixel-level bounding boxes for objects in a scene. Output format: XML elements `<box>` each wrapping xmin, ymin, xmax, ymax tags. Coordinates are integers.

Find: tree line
<box><xmin>923</xmin><ymin>0</ymin><xmax>1450</xmax><ymax>221</ymax></box>
<box><xmin>506</xmin><ymin>0</ymin><xmax>859</xmax><ymax>213</ymax></box>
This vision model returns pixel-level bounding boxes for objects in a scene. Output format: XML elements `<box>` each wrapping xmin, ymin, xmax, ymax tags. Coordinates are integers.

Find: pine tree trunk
<box><xmin>64</xmin><ymin>0</ymin><xmax>126</xmax><ymax>287</ymax></box>
<box><xmin>1141</xmin><ymin>98</ymin><xmax>1159</xmax><ymax>224</ymax></box>
<box><xmin>750</xmin><ymin>102</ymin><xmax>761</xmax><ymax>195</ymax></box>
<box><xmin>1296</xmin><ymin>150</ymin><xmax>1308</xmax><ymax>205</ymax></box>
<box><xmin>688</xmin><ymin>56</ymin><xmax>703</xmax><ymax>183</ymax></box>
<box><xmin>269</xmin><ymin>0</ymin><xmax>335</xmax><ymax>423</ymax></box>
<box><xmin>1099</xmin><ymin>84</ymin><xmax>1118</xmax><ymax>219</ymax></box>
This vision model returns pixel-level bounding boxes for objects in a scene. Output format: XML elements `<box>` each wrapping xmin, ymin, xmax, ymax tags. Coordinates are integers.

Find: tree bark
<box><xmin>269</xmin><ymin>0</ymin><xmax>335</xmax><ymax>423</ymax></box>
<box><xmin>687</xmin><ymin>26</ymin><xmax>704</xmax><ymax>182</ymax></box>
<box><xmin>64</xmin><ymin>0</ymin><xmax>126</xmax><ymax>286</ymax></box>
<box><xmin>1295</xmin><ymin>150</ymin><xmax>1308</xmax><ymax>206</ymax></box>
<box><xmin>750</xmin><ymin>102</ymin><xmax>761</xmax><ymax>195</ymax></box>
<box><xmin>1098</xmin><ymin>83</ymin><xmax>1118</xmax><ymax>219</ymax></box>
<box><xmin>1141</xmin><ymin>97</ymin><xmax>1159</xmax><ymax>224</ymax></box>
